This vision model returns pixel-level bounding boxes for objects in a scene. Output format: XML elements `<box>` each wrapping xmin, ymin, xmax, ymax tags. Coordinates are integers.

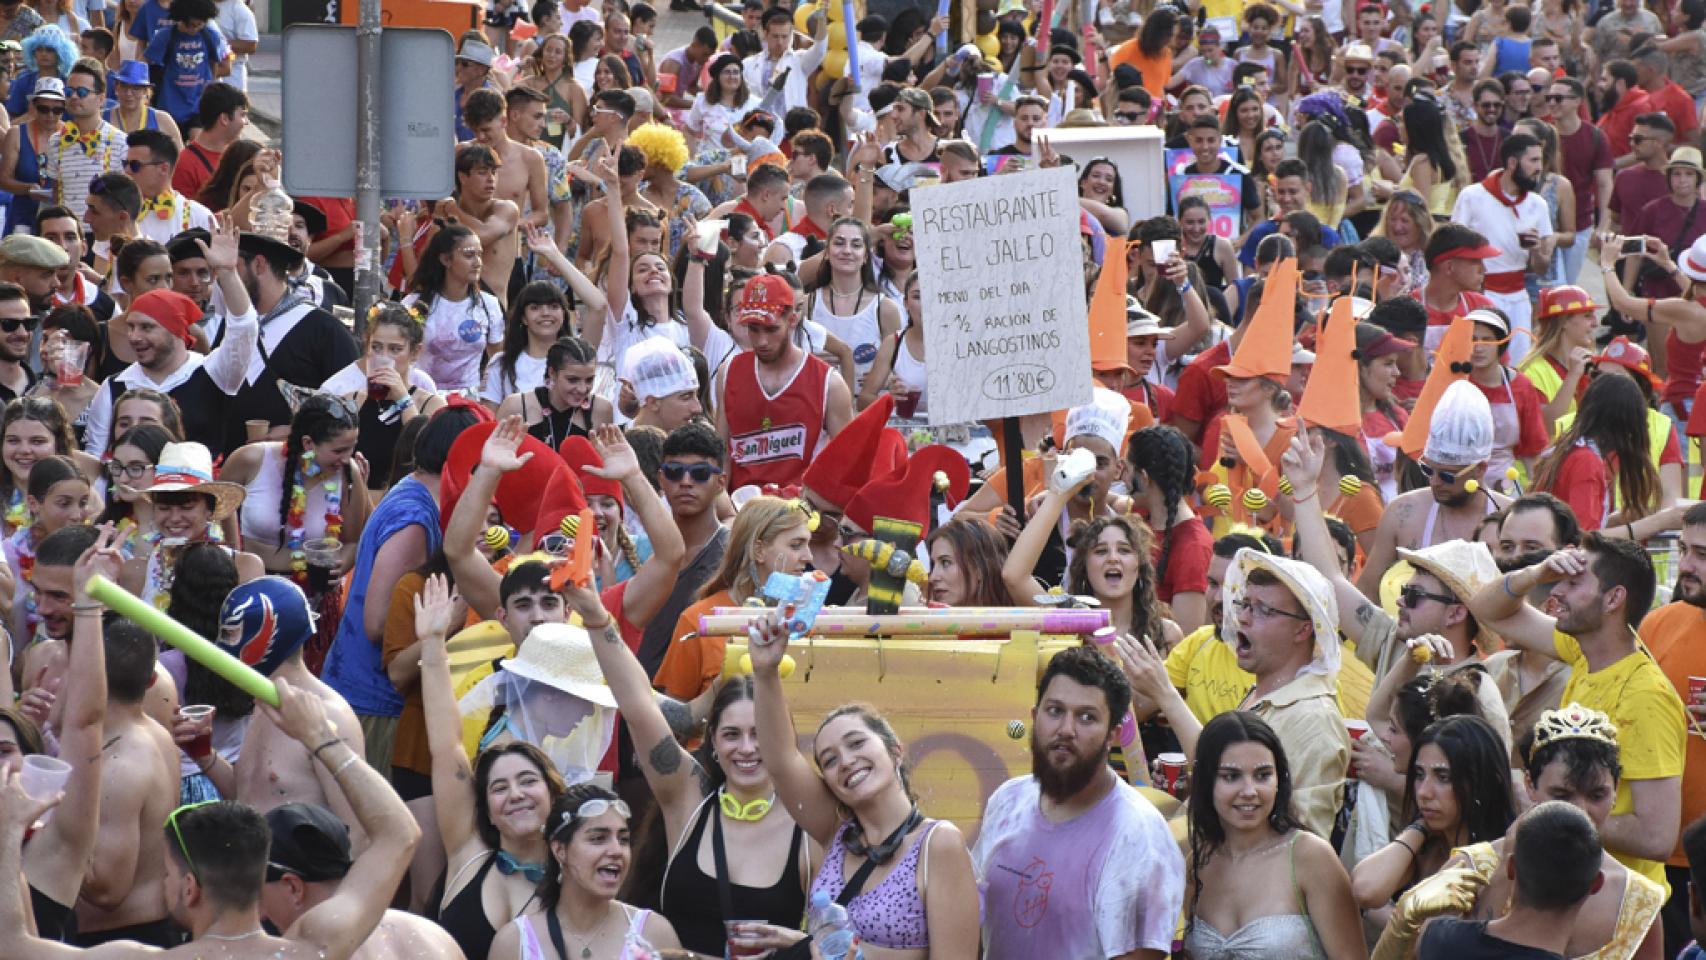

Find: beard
<box><xmin>1432</xmin><ymin>486</ymin><xmax>1474</xmax><ymax>507</ymax></box>
<box><xmin>1677</xmin><ymin>572</ymin><xmax>1706</xmax><ymax>609</ymax></box>
<box><xmin>1496</xmin><ymin>549</ymin><xmax>1553</xmax><ymax>574</ymax></box>
<box><xmin>1031</xmin><ymin>731</ymin><xmax>1105</xmax><ymax>801</ymax></box>
<box><xmin>1512</xmin><ymin>168</ymin><xmax>1540</xmax><ymax>194</ymax></box>
<box><xmin>1599</xmin><ymin>89</ymin><xmax>1620</xmax><ymax>115</ymax></box>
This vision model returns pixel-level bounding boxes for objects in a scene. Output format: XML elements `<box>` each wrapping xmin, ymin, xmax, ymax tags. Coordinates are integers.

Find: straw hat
<box><xmin>145</xmin><ymin>442</ymin><xmax>245</xmax><ymax>519</ymax></box>
<box><xmin>1089</xmin><ymin>238</ymin><xmax>1134</xmax><ymax>376</ymax></box>
<box><xmin>1216</xmin><ymin>257</ymin><xmax>1299</xmax><ymax>383</ymax></box>
<box><xmin>499</xmin><ymin>623</ymin><xmax>617</xmax><ymax>708</ymax></box>
<box><xmin>1223</xmin><ymin>548</ymin><xmax>1341</xmax><ymax>676</ymax></box>
<box><xmin>1297</xmin><ymin>294</ymin><xmax>1362</xmax><ymax>435</ymax></box>
<box><xmin>1125</xmin><ymin>299</ymin><xmax>1175</xmax><ymax>339</ymax></box>
<box><xmin>1396</xmin><ymin>539</ymin><xmax>1502</xmax><ymax>649</ymax></box>
<box><xmin>1668</xmin><ymin>146</ymin><xmax>1704</xmax><ymax>174</ymax></box>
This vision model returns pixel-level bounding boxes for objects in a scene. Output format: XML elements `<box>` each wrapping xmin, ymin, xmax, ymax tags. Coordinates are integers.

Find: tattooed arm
<box><xmin>562</xmin><ymin>580</ymin><xmax>707</xmax><ymax>842</ymax></box>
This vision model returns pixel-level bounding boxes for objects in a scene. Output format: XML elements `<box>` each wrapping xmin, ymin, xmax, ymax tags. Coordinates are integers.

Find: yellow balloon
<box><xmin>977</xmin><ymin>31</ymin><xmax>999</xmax><ymax>59</ymax></box>
<box><xmin>830</xmin><ymin>22</ymin><xmax>847</xmax><ymax>50</ymax></box>
<box><xmin>794</xmin><ymin>1</ymin><xmax>819</xmax><ymax>34</ymax></box>
<box><xmin>821</xmin><ymin>47</ymin><xmax>848</xmax><ymax>79</ymax></box>
<box><xmin>826</xmin><ymin>0</ymin><xmax>843</xmax><ymax>20</ymax></box>
<box><xmin>737</xmin><ymin>652</ymin><xmax>796</xmax><ymax>678</ymax></box>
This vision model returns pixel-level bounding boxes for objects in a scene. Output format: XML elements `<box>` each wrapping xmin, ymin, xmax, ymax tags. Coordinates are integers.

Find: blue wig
<box><xmin>22</xmin><ymin>25</ymin><xmax>77</xmax><ymax>79</ymax></box>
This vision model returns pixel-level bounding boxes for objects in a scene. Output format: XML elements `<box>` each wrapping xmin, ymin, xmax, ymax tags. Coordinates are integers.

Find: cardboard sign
<box><xmin>911</xmin><ymin>165</ymin><xmax>1091</xmax><ymax>426</ymax></box>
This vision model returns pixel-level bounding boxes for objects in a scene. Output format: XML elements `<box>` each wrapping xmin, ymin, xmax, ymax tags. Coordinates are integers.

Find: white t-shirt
<box><xmin>971</xmin><ymin>776</ymin><xmax>1184</xmax><ymax>960</ymax></box>
<box><xmin>405</xmin><ymin>290</ymin><xmax>504</xmax><ymax>393</ymax></box>
<box><xmin>321</xmin><ymin>360</ymin><xmax>438</xmax><ymax>396</ymax></box>
<box><xmin>1449</xmin><ymin>183</ymin><xmax>1553</xmax><ymax>278</ymax></box>
<box><xmin>482</xmin><ymin>351</ymin><xmax>548</xmax><ymax>403</ymax></box>
<box><xmin>215</xmin><ymin>0</ymin><xmax>258</xmax><ymax>91</ymax></box>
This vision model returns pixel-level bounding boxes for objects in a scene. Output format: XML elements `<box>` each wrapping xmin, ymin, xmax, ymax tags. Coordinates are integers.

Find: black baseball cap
<box><xmin>265</xmin><ymin>803</ymin><xmax>353</xmax><ymax>883</ymax></box>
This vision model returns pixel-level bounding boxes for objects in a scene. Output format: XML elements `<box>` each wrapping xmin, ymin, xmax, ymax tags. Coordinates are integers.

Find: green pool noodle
<box><xmin>85</xmin><ymin>574</ymin><xmax>281</xmax><ymax>707</ymax></box>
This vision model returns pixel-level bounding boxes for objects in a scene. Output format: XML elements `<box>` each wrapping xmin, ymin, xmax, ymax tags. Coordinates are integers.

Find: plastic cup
<box><xmin>1689</xmin><ymin>676</ymin><xmax>1705</xmax><ymax>703</ymax></box>
<box><xmin>367</xmin><ymin>354</ymin><xmax>394</xmax><ymax>399</ymax></box>
<box><xmin>724</xmin><ymin>920</ymin><xmax>765</xmax><ymax>958</ymax></box>
<box><xmin>1150</xmin><ymin>238</ymin><xmax>1176</xmax><ymax>264</ymax></box>
<box><xmin>20</xmin><ymin>754</ymin><xmax>70</xmax><ymax>826</ymax></box>
<box><xmin>1156</xmin><ymin>752</ymin><xmax>1187</xmax><ymax>796</ymax></box>
<box><xmin>1345</xmin><ymin>719</ymin><xmax>1371</xmax><ymax>779</ymax></box>
<box><xmin>54</xmin><ymin>339</ymin><xmax>87</xmax><ymax>387</ymax></box>
<box><xmin>304</xmin><ymin>537</ymin><xmax>341</xmax><ymax>593</ymax></box>
<box><xmin>893</xmin><ymin>387</ymin><xmax>921</xmax><ymax>418</ymax></box>
<box><xmin>179</xmin><ymin>704</ymin><xmax>215</xmax><ymax>759</ymax></box>
<box><xmin>245</xmin><ymin>419</ymin><xmax>269</xmax><ymax>443</ymax></box>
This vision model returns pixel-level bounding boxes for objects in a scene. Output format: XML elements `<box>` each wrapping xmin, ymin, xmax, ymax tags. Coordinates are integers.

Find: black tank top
<box><xmin>31</xmin><ymin>884</ymin><xmax>75</xmax><ymax>941</ymax></box>
<box><xmin>525</xmin><ymin>386</ymin><xmax>591</xmax><ymax>449</ymax></box>
<box><xmin>1192</xmin><ymin>237</ymin><xmax>1227</xmax><ymax>290</ymax></box>
<box><xmin>436</xmin><ymin>851</ymin><xmax>501</xmax><ymax>960</ymax></box>
<box><xmin>356</xmin><ymin>391</ymin><xmax>404</xmax><ymax>490</ymax></box>
<box><xmin>658</xmin><ymin>795</ymin><xmax>806</xmax><ymax>955</ymax></box>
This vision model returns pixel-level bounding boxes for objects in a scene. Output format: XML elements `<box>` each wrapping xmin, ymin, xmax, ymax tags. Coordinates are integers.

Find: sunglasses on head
<box><xmin>1399</xmin><ymin>584</ymin><xmax>1458</xmax><ymax>609</ymax></box>
<box><xmin>166</xmin><ymin>800</ymin><xmax>218</xmax><ymax>879</ymax></box>
<box><xmin>551</xmin><ymin>797</ymin><xmax>632</xmax><ymax>838</ymax></box>
<box><xmin>660</xmin><ymin>461</ymin><xmax>721</xmax><ymax>484</ymax></box>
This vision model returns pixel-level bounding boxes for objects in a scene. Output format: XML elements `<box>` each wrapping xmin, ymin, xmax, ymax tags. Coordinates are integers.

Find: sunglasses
<box><xmin>1115</xmin><ymin>111</ymin><xmax>1144</xmax><ymax>123</ymax></box>
<box><xmin>1414</xmin><ymin>461</ymin><xmax>1468</xmax><ymax>485</ymax></box>
<box><xmin>31</xmin><ymin>101</ymin><xmax>60</xmax><ymax>113</ymax></box>
<box><xmin>1479</xmin><ymin>101</ymin><xmax>1504</xmax><ymax>111</ymax></box>
<box><xmin>538</xmin><ymin>532</ymin><xmax>572</xmax><ymax>555</ymax></box>
<box><xmin>1345</xmin><ymin>66</ymin><xmax>1369</xmax><ymax>75</ymax></box>
<box><xmin>0</xmin><ymin>315</ymin><xmax>35</xmax><ymax>333</ymax></box>
<box><xmin>660</xmin><ymin>461</ymin><xmax>721</xmax><ymax>484</ymax></box>
<box><xmin>124</xmin><ymin>158</ymin><xmax>165</xmax><ymax>173</ymax></box>
<box><xmin>1399</xmin><ymin>584</ymin><xmax>1458</xmax><ymax>609</ymax></box>
<box><xmin>1545</xmin><ymin>93</ymin><xmax>1576</xmax><ymax>102</ymax></box>
<box><xmin>166</xmin><ymin>800</ymin><xmax>218</xmax><ymax>879</ymax></box>
<box><xmin>64</xmin><ymin>85</ymin><xmax>95</xmax><ymax>99</ymax></box>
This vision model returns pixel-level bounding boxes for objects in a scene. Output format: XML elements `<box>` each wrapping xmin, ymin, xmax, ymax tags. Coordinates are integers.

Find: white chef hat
<box><xmin>1062</xmin><ymin>387</ymin><xmax>1130</xmax><ymax>453</ymax></box>
<box><xmin>1422</xmin><ymin>379</ymin><xmax>1495</xmax><ymax>465</ymax></box>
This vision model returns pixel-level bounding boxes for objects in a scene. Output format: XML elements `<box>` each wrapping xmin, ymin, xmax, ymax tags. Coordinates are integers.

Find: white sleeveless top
<box><xmin>237</xmin><ymin>443</ymin><xmax>345</xmax><ymax>558</ymax></box>
<box><xmin>890</xmin><ymin>331</ymin><xmax>928</xmax><ymax>415</ymax></box>
<box><xmin>810</xmin><ymin>288</ymin><xmax>886</xmax><ymax>393</ymax></box>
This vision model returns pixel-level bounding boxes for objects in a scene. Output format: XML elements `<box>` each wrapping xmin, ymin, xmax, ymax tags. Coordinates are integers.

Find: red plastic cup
<box><xmin>725</xmin><ymin>921</ymin><xmax>765</xmax><ymax>958</ymax></box>
<box><xmin>893</xmin><ymin>388</ymin><xmax>921</xmax><ymax>418</ymax></box>
<box><xmin>1157</xmin><ymin>752</ymin><xmax>1187</xmax><ymax>796</ymax></box>
<box><xmin>1345</xmin><ymin>719</ymin><xmax>1371</xmax><ymax>779</ymax></box>
<box><xmin>180</xmin><ymin>704</ymin><xmax>215</xmax><ymax>758</ymax></box>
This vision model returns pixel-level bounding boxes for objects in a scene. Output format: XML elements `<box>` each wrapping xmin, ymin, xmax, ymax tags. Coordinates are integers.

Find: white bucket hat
<box><xmin>1222</xmin><ymin>548</ymin><xmax>1341</xmax><ymax>678</ymax></box>
<box><xmin>498</xmin><ymin>622</ymin><xmax>617</xmax><ymax>708</ymax></box>
<box><xmin>1422</xmin><ymin>380</ymin><xmax>1495</xmax><ymax>466</ymax></box>
<box><xmin>1397</xmin><ymin>539</ymin><xmax>1503</xmax><ymax>649</ymax></box>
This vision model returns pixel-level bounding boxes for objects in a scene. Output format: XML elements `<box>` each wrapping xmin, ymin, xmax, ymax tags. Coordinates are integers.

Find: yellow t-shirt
<box><xmin>1163</xmin><ymin>625</ymin><xmax>1375</xmax><ymax>723</ymax></box>
<box><xmin>1554</xmin><ymin>629</ymin><xmax>1687</xmax><ymax>895</ymax></box>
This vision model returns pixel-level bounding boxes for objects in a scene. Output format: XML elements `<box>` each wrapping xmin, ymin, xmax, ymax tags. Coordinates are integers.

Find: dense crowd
<box><xmin>7</xmin><ymin>0</ymin><xmax>1706</xmax><ymax>957</ymax></box>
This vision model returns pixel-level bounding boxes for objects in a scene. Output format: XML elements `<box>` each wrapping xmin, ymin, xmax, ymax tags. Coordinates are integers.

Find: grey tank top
<box><xmin>1181</xmin><ymin>834</ymin><xmax>1327</xmax><ymax>960</ymax></box>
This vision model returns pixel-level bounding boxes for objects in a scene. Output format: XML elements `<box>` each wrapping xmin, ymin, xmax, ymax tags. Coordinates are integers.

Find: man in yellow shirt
<box><xmin>1469</xmin><ymin>538</ymin><xmax>1685</xmax><ymax>895</ymax></box>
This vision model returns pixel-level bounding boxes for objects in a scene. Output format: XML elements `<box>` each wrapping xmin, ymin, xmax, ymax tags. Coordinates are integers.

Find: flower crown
<box><xmin>1529</xmin><ymin>703</ymin><xmax>1619</xmax><ymax>760</ymax></box>
<box><xmin>367</xmin><ymin>301</ymin><xmax>426</xmax><ymax>326</ymax></box>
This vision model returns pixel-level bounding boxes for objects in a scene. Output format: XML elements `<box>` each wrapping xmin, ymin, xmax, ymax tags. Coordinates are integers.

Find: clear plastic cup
<box><xmin>179</xmin><ymin>704</ymin><xmax>216</xmax><ymax>759</ymax></box>
<box><xmin>724</xmin><ymin>921</ymin><xmax>766</xmax><ymax>958</ymax></box>
<box><xmin>20</xmin><ymin>754</ymin><xmax>70</xmax><ymax>826</ymax></box>
<box><xmin>54</xmin><ymin>339</ymin><xmax>87</xmax><ymax>387</ymax></box>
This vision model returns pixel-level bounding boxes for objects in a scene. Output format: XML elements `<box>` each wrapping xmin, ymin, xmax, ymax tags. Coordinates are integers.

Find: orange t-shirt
<box><xmin>1327</xmin><ymin>482</ymin><xmax>1383</xmax><ymax>536</ymax></box>
<box><xmin>1637</xmin><ymin>600</ymin><xmax>1706</xmax><ymax>867</ymax></box>
<box><xmin>1109</xmin><ymin>40</ymin><xmax>1173</xmax><ymax>97</ymax></box>
<box><xmin>652</xmin><ymin>589</ymin><xmax>734</xmax><ymax>701</ymax></box>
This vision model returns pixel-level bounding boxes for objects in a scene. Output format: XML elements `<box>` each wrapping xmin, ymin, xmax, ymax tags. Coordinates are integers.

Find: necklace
<box><xmin>1224</xmin><ymin>833</ymin><xmax>1290</xmax><ymax>862</ymax></box>
<box><xmin>548</xmin><ymin>902</ymin><xmax>617</xmax><ymax>960</ymax></box>
<box><xmin>202</xmin><ymin>929</ymin><xmax>265</xmax><ymax>942</ymax></box>
<box><xmin>287</xmin><ymin>450</ymin><xmax>344</xmax><ymax>589</ymax></box>
<box><xmin>718</xmin><ymin>787</ymin><xmax>774</xmax><ymax>822</ymax></box>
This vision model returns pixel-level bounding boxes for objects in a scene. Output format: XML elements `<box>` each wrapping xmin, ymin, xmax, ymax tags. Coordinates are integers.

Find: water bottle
<box><xmin>252</xmin><ymin>179</ymin><xmax>295</xmax><ymax>243</ymax></box>
<box><xmin>808</xmin><ymin>891</ymin><xmax>861</xmax><ymax>960</ymax></box>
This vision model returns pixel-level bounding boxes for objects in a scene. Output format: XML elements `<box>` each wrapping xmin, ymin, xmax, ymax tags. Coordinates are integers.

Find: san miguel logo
<box><xmin>731</xmin><ymin>424</ymin><xmax>808</xmax><ymax>464</ymax></box>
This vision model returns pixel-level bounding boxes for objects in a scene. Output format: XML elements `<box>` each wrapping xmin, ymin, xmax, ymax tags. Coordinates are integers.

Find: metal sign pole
<box><xmin>352</xmin><ymin>0</ymin><xmax>381</xmax><ymax>333</ymax></box>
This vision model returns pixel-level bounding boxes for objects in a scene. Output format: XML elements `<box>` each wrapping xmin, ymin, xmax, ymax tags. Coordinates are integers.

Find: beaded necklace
<box><xmin>287</xmin><ymin>450</ymin><xmax>343</xmax><ymax>587</ymax></box>
<box><xmin>9</xmin><ymin>524</ymin><xmax>37</xmax><ymax>636</ymax></box>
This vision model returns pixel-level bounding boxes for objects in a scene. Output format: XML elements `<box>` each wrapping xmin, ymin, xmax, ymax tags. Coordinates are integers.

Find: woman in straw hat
<box><xmin>117</xmin><ymin>440</ymin><xmax>262</xmax><ymax>608</ymax></box>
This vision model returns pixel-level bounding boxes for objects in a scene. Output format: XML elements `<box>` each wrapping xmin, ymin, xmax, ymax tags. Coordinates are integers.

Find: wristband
<box><xmin>312</xmin><ymin>736</ymin><xmax>342</xmax><ymax>758</ymax></box>
<box><xmin>1501</xmin><ymin>573</ymin><xmax>1521</xmax><ymax>598</ymax></box>
<box><xmin>1178</xmin><ymin>277</ymin><xmax>1193</xmax><ymax>294</ymax></box>
<box><xmin>330</xmin><ymin>753</ymin><xmax>360</xmax><ymax>779</ymax></box>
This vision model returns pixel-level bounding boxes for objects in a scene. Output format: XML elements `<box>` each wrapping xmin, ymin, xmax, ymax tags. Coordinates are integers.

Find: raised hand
<box><xmin>1281</xmin><ymin>430</ymin><xmax>1325</xmax><ymax>499</ymax></box>
<box><xmin>72</xmin><ymin>523</ymin><xmax>123</xmax><ymax>602</ymax></box>
<box><xmin>413</xmin><ymin>573</ymin><xmax>459</xmax><ymax>643</ymax></box>
<box><xmin>480</xmin><ymin>415</ymin><xmax>535</xmax><ymax>474</ymax></box>
<box><xmin>745</xmin><ymin>607</ymin><xmax>792</xmax><ymax>675</ymax></box>
<box><xmin>199</xmin><ymin>214</ymin><xmax>242</xmax><ymax>273</ymax></box>
<box><xmin>586</xmin><ymin>424</ymin><xmax>641</xmax><ymax>481</ymax></box>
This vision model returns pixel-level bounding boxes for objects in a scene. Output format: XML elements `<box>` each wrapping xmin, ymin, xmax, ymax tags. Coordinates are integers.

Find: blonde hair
<box><xmin>627</xmin><ymin>122</ymin><xmax>690</xmax><ymax>175</ymax></box>
<box><xmin>698</xmin><ymin>495</ymin><xmax>813</xmax><ymax>602</ymax></box>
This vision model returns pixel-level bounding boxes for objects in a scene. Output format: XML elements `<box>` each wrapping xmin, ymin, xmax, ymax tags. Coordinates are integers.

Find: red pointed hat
<box><xmin>440</xmin><ymin>422</ymin><xmax>586</xmax><ymax>537</ymax></box>
<box><xmin>532</xmin><ymin>465</ymin><xmax>591</xmax><ymax>545</ymax></box>
<box><xmin>843</xmin><ymin>445</ymin><xmax>970</xmax><ymax>535</ymax></box>
<box><xmin>559</xmin><ymin>436</ymin><xmax>623</xmax><ymax>506</ymax></box>
<box><xmin>801</xmin><ymin>394</ymin><xmax>896</xmax><ymax>511</ymax></box>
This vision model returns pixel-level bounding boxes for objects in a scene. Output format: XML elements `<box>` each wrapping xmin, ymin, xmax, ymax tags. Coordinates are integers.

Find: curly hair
<box><xmin>22</xmin><ymin>24</ymin><xmax>77</xmax><ymax>79</ymax></box>
<box><xmin>1067</xmin><ymin>515</ymin><xmax>1163</xmax><ymax>642</ymax></box>
<box><xmin>626</xmin><ymin>122</ymin><xmax>690</xmax><ymax>175</ymax></box>
<box><xmin>1127</xmin><ymin>425</ymin><xmax>1194</xmax><ymax>592</ymax></box>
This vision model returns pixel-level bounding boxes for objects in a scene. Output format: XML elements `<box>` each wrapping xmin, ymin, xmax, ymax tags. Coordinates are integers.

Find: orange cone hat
<box><xmin>1223</xmin><ymin>413</ymin><xmax>1277</xmax><ymax>494</ymax></box>
<box><xmin>1216</xmin><ymin>257</ymin><xmax>1299</xmax><ymax>383</ymax></box>
<box><xmin>1089</xmin><ymin>238</ymin><xmax>1133</xmax><ymax>375</ymax></box>
<box><xmin>1387</xmin><ymin>314</ymin><xmax>1475</xmax><ymax>459</ymax></box>
<box><xmin>1296</xmin><ymin>293</ymin><xmax>1361</xmax><ymax>435</ymax></box>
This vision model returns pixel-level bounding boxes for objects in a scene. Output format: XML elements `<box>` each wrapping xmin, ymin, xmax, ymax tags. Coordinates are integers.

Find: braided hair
<box><xmin>275</xmin><ymin>394</ymin><xmax>360</xmax><ymax>549</ymax></box>
<box><xmin>1127</xmin><ymin>425</ymin><xmax>1195</xmax><ymax>592</ymax></box>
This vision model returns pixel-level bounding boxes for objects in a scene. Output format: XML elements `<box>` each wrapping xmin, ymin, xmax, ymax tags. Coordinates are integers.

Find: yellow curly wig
<box><xmin>628</xmin><ymin>122</ymin><xmax>689</xmax><ymax>174</ymax></box>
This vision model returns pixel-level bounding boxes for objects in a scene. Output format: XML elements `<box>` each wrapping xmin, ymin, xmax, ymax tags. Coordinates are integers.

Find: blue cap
<box><xmin>111</xmin><ymin>59</ymin><xmax>150</xmax><ymax>87</ymax></box>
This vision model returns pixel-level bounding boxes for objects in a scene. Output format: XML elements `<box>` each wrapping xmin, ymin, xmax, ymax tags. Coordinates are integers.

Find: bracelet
<box><xmin>330</xmin><ymin>753</ymin><xmax>360</xmax><ymax>779</ymax></box>
<box><xmin>71</xmin><ymin>601</ymin><xmax>102</xmax><ymax>612</ymax></box>
<box><xmin>311</xmin><ymin>736</ymin><xmax>342</xmax><ymax>758</ymax></box>
<box><xmin>1627</xmin><ymin>522</ymin><xmax>1637</xmax><ymax>541</ymax></box>
<box><xmin>1501</xmin><ymin>573</ymin><xmax>1521</xmax><ymax>598</ymax></box>
<box><xmin>1289</xmin><ymin>487</ymin><xmax>1317</xmax><ymax>503</ymax></box>
<box><xmin>1177</xmin><ymin>278</ymin><xmax>1193</xmax><ymax>294</ymax></box>
<box><xmin>582</xmin><ymin>617</ymin><xmax>613</xmax><ymax>631</ymax></box>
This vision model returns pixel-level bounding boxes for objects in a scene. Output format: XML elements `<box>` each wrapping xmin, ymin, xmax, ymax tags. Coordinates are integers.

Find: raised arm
<box><xmin>268</xmin><ymin>678</ymin><xmax>420</xmax><ymax>960</ymax></box>
<box><xmin>442</xmin><ymin>420</ymin><xmax>527</xmax><ymax>619</ymax></box>
<box><xmin>0</xmin><ymin>775</ymin><xmax>88</xmax><ymax>960</ymax></box>
<box><xmin>587</xmin><ymin>425</ymin><xmax>685</xmax><ymax>627</ymax></box>
<box><xmin>416</xmin><ymin>575</ymin><xmax>484</xmax><ymax>863</ymax></box>
<box><xmin>1002</xmin><ymin>486</ymin><xmax>1078</xmax><ymax>603</ymax></box>
<box><xmin>588</xmin><ymin>155</ymin><xmax>627</xmax><ymax>350</ymax></box>
<box><xmin>1466</xmin><ymin>550</ymin><xmax>1573</xmax><ymax>658</ymax></box>
<box><xmin>748</xmin><ymin>611</ymin><xmax>841</xmax><ymax>846</ymax></box>
<box><xmin>25</xmin><ymin>526</ymin><xmax>120</xmax><ymax>906</ymax></box>
<box><xmin>525</xmin><ymin>224</ymin><xmax>607</xmax><ymax>318</ymax></box>
<box><xmin>1284</xmin><ymin>432</ymin><xmax>1379</xmax><ymax>643</ymax></box>
<box><xmin>200</xmin><ymin>216</ymin><xmax>259</xmax><ymax>394</ymax></box>
<box><xmin>680</xmin><ymin>250</ymin><xmax>715</xmax><ymax>351</ymax></box>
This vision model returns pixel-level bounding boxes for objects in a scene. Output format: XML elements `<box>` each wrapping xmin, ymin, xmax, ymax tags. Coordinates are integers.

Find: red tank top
<box><xmin>723</xmin><ymin>351</ymin><xmax>829</xmax><ymax>489</ymax></box>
